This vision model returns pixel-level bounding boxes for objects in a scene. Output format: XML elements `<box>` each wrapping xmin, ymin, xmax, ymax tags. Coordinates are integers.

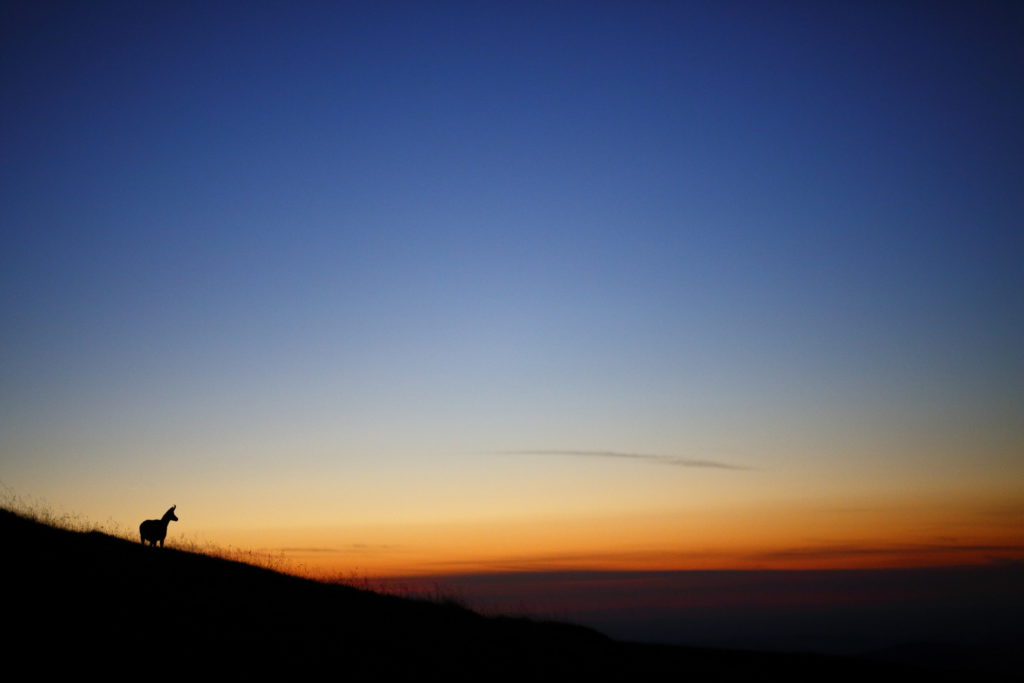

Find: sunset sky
<box><xmin>2</xmin><ymin>1</ymin><xmax>1022</xmax><ymax>582</ymax></box>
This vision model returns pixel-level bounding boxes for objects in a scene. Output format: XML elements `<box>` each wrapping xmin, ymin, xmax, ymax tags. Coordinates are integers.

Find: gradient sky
<box><xmin>2</xmin><ymin>1</ymin><xmax>1022</xmax><ymax>578</ymax></box>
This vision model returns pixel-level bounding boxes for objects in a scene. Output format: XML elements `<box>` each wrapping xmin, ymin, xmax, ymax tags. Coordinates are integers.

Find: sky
<box><xmin>2</xmin><ymin>1</ymin><xmax>1023</xmax><ymax>586</ymax></box>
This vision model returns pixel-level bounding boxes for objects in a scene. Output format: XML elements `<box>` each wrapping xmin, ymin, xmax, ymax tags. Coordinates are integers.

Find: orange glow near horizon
<box><xmin>8</xmin><ymin>441</ymin><xmax>1021</xmax><ymax>581</ymax></box>
<box><xmin>187</xmin><ymin>493</ymin><xmax>1024</xmax><ymax>580</ymax></box>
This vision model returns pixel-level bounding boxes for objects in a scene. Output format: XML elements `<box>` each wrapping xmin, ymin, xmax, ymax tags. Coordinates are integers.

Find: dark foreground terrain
<box><xmin>1</xmin><ymin>508</ymin><xmax>997</xmax><ymax>679</ymax></box>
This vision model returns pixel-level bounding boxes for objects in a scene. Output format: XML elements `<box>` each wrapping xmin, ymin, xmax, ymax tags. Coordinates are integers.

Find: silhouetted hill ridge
<box><xmin>2</xmin><ymin>507</ymin><xmax>986</xmax><ymax>679</ymax></box>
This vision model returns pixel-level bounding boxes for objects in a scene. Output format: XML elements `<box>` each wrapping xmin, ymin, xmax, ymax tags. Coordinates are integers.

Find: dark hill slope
<box><xmin>2</xmin><ymin>508</ymin><xmax>967</xmax><ymax>679</ymax></box>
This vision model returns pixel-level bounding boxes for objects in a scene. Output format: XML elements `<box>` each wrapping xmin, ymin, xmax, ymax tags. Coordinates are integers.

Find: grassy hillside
<box><xmin>2</xmin><ymin>506</ymin><xmax>978</xmax><ymax>679</ymax></box>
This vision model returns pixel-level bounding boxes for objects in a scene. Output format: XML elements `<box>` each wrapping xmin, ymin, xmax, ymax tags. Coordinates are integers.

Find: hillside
<box><xmin>2</xmin><ymin>507</ymin><xmax>977</xmax><ymax>679</ymax></box>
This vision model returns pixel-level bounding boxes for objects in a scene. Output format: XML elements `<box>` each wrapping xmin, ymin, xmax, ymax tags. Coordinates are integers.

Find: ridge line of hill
<box><xmin>3</xmin><ymin>506</ymin><xmax>980</xmax><ymax>679</ymax></box>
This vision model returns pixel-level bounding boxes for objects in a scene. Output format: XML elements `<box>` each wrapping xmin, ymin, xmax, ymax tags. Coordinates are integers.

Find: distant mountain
<box><xmin>1</xmin><ymin>507</ymin><xmax>989</xmax><ymax>679</ymax></box>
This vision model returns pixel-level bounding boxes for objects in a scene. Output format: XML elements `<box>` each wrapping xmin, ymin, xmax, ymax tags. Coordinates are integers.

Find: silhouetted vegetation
<box><xmin>2</xmin><ymin>505</ymin><xmax>995</xmax><ymax>679</ymax></box>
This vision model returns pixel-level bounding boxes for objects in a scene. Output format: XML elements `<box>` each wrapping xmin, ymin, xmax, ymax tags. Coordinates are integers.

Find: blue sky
<box><xmin>2</xmin><ymin>2</ymin><xmax>1022</xmax><ymax>566</ymax></box>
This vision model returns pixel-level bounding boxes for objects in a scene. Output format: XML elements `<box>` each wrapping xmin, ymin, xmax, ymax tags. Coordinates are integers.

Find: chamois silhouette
<box><xmin>139</xmin><ymin>505</ymin><xmax>178</xmax><ymax>547</ymax></box>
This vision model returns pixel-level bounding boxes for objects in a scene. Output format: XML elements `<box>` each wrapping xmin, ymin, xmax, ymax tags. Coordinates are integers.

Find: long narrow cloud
<box><xmin>497</xmin><ymin>449</ymin><xmax>750</xmax><ymax>470</ymax></box>
<box><xmin>755</xmin><ymin>543</ymin><xmax>1024</xmax><ymax>561</ymax></box>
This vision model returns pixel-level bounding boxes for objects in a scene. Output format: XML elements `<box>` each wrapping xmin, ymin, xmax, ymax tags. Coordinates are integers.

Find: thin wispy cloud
<box><xmin>497</xmin><ymin>450</ymin><xmax>750</xmax><ymax>471</ymax></box>
<box><xmin>278</xmin><ymin>543</ymin><xmax>398</xmax><ymax>553</ymax></box>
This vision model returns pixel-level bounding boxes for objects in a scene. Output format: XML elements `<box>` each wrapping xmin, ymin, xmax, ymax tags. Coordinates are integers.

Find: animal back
<box><xmin>140</xmin><ymin>518</ymin><xmax>165</xmax><ymax>541</ymax></box>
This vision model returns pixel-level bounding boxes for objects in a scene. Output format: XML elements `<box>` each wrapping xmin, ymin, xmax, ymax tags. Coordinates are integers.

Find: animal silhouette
<box><xmin>139</xmin><ymin>505</ymin><xmax>178</xmax><ymax>547</ymax></box>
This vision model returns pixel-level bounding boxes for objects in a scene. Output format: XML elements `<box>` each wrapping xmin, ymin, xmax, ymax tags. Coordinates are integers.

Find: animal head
<box><xmin>165</xmin><ymin>505</ymin><xmax>178</xmax><ymax>522</ymax></box>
